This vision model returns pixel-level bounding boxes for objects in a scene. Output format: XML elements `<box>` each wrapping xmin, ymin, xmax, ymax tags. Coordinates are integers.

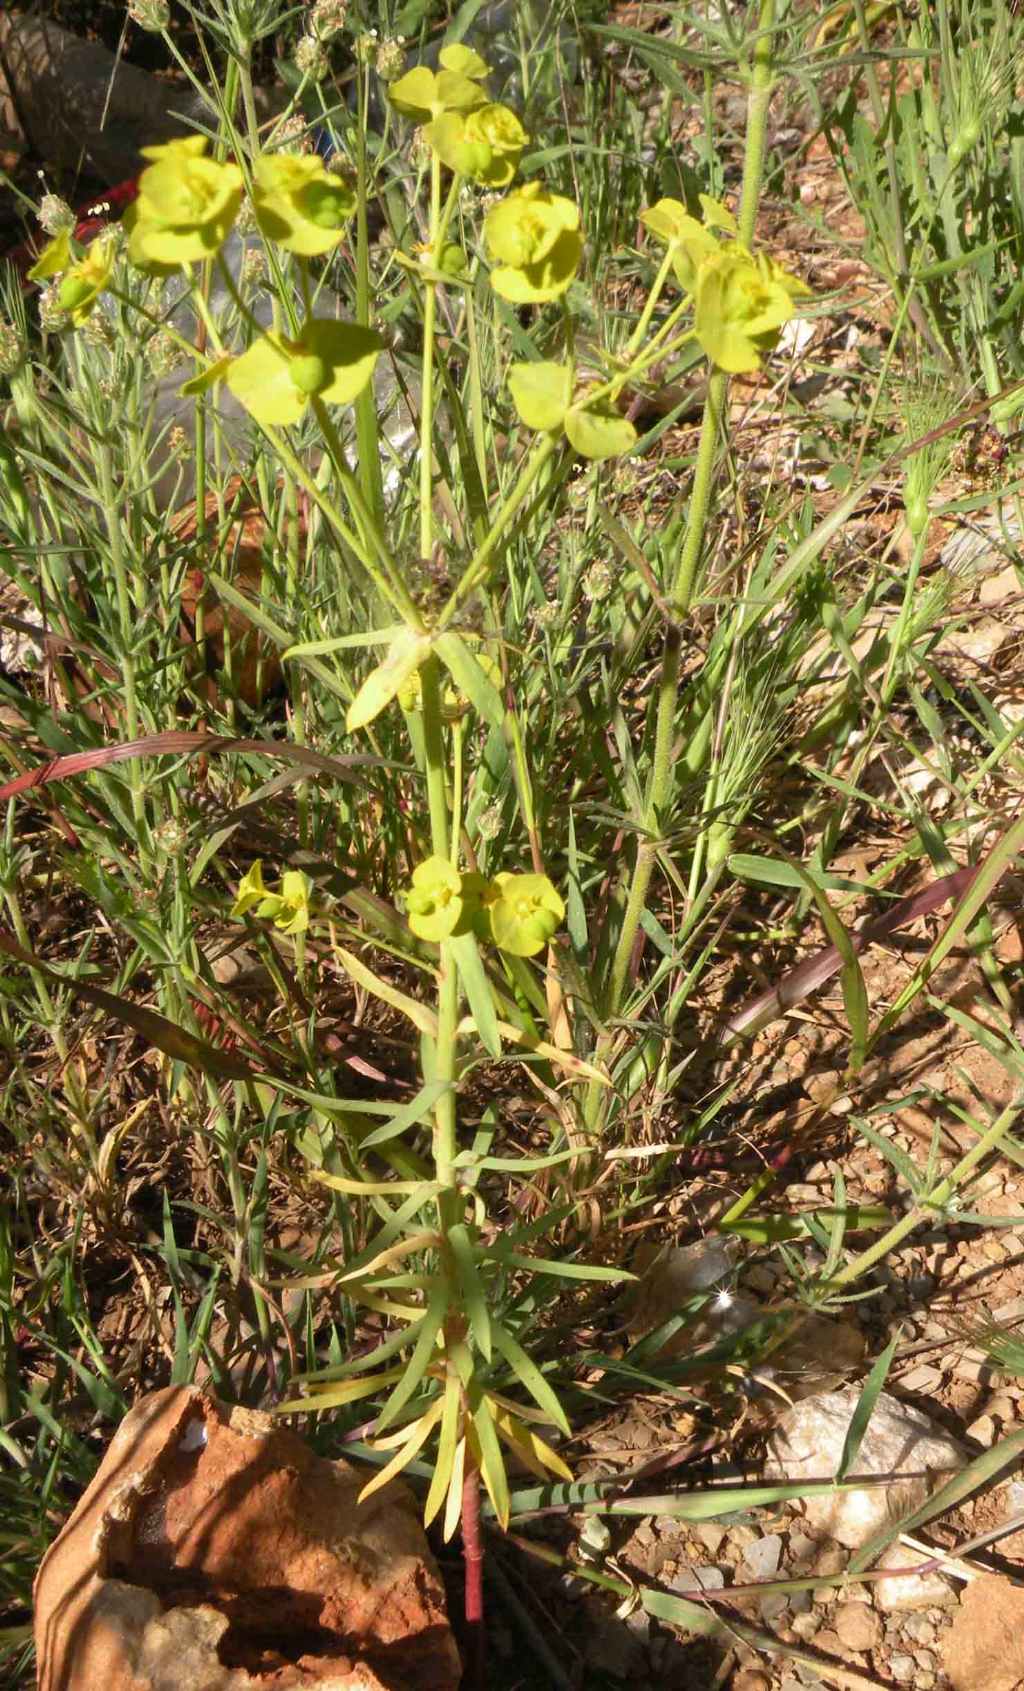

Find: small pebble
<box><xmin>693</xmin><ymin>1521</ymin><xmax>726</xmax><ymax>1555</ymax></box>
<box><xmin>742</xmin><ymin>1533</ymin><xmax>783</xmax><ymax>1581</ymax></box>
<box><xmin>833</xmin><ymin>1600</ymin><xmax>881</xmax><ymax>1652</ymax></box>
<box><xmin>788</xmin><ymin>1528</ymin><xmax>817</xmax><ymax>1566</ymax></box>
<box><xmin>733</xmin><ymin>1674</ymin><xmax>771</xmax><ymax>1691</ymax></box>
<box><xmin>667</xmin><ymin>1563</ymin><xmax>724</xmax><ymax>1594</ymax></box>
<box><xmin>759</xmin><ymin>1592</ymin><xmax>789</xmax><ymax>1623</ymax></box>
<box><xmin>966</xmin><ymin>1414</ymin><xmax>997</xmax><ymax>1446</ymax></box>
<box><xmin>889</xmin><ymin>1652</ymin><xmax>916</xmax><ymax>1682</ymax></box>
<box><xmin>789</xmin><ymin>1590</ymin><xmax>813</xmax><ymax>1614</ymax></box>
<box><xmin>899</xmin><ymin>1364</ymin><xmax>943</xmax><ymax>1394</ymax></box>
<box><xmin>790</xmin><ymin>1612</ymin><xmax>819</xmax><ymax>1641</ymax></box>
<box><xmin>900</xmin><ymin>1614</ymin><xmax>935</xmax><ymax>1645</ymax></box>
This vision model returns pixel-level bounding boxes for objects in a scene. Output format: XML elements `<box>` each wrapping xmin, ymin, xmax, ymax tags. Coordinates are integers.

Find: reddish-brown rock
<box><xmin>34</xmin><ymin>1385</ymin><xmax>460</xmax><ymax>1691</ymax></box>
<box><xmin>943</xmin><ymin>1574</ymin><xmax>1024</xmax><ymax>1691</ymax></box>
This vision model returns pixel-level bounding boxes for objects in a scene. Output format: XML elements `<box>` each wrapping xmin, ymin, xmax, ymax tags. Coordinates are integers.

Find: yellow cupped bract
<box><xmin>425</xmin><ymin>102</ymin><xmax>527</xmax><ymax>188</ymax></box>
<box><xmin>508</xmin><ymin>361</ymin><xmax>636</xmax><ymax>461</ymax></box>
<box><xmin>126</xmin><ymin>136</ymin><xmax>243</xmax><ymax>267</ymax></box>
<box><xmin>252</xmin><ymin>153</ymin><xmax>356</xmax><ymax>256</ymax></box>
<box><xmin>639</xmin><ymin>197</ymin><xmax>718</xmax><ymax>292</ymax></box>
<box><xmin>232</xmin><ymin>861</ymin><xmax>312</xmax><ymax>935</ymax></box>
<box><xmin>485</xmin><ymin>182</ymin><xmax>582</xmax><ymax>304</ymax></box>
<box><xmin>56</xmin><ymin>236</ymin><xmax>116</xmax><ymax>325</ymax></box>
<box><xmin>27</xmin><ymin>228</ymin><xmax>72</xmax><ymax>282</ymax></box>
<box><xmin>487</xmin><ymin>872</ymin><xmax>564</xmax><ymax>957</ymax></box>
<box><xmin>388</xmin><ymin>43</ymin><xmax>490</xmax><ymax>121</ymax></box>
<box><xmin>694</xmin><ymin>245</ymin><xmax>810</xmax><ymax>374</ymax></box>
<box><xmin>225</xmin><ymin>320</ymin><xmax>383</xmax><ymax>429</ymax></box>
<box><xmin>405</xmin><ymin>856</ymin><xmax>467</xmax><ymax>943</ymax></box>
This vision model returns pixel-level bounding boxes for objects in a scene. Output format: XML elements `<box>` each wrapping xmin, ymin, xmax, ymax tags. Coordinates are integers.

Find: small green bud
<box><xmin>127</xmin><ymin>0</ymin><xmax>170</xmax><ymax>31</ymax></box>
<box><xmin>38</xmin><ymin>193</ymin><xmax>75</xmax><ymax>236</ymax></box>
<box><xmin>375</xmin><ymin>39</ymin><xmax>407</xmax><ymax>81</ymax></box>
<box><xmin>295</xmin><ymin>33</ymin><xmax>329</xmax><ymax>81</ymax></box>
<box><xmin>0</xmin><ymin>321</ymin><xmax>24</xmax><ymax>377</ymax></box>
<box><xmin>311</xmin><ymin>0</ymin><xmax>347</xmax><ymax>38</ymax></box>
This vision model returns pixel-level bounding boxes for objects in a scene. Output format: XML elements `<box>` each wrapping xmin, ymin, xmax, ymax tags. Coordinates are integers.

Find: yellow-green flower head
<box><xmin>639</xmin><ymin>197</ymin><xmax>720</xmax><ymax>292</ymax></box>
<box><xmin>252</xmin><ymin>153</ymin><xmax>356</xmax><ymax>256</ymax></box>
<box><xmin>487</xmin><ymin>872</ymin><xmax>564</xmax><ymax>957</ymax></box>
<box><xmin>406</xmin><ymin>855</ymin><xmax>467</xmax><ymax>942</ymax></box>
<box><xmin>485</xmin><ymin>183</ymin><xmax>582</xmax><ymax>304</ymax></box>
<box><xmin>127</xmin><ymin>136</ymin><xmax>243</xmax><ymax>267</ymax></box>
<box><xmin>388</xmin><ymin>43</ymin><xmax>490</xmax><ymax>121</ymax></box>
<box><xmin>225</xmin><ymin>319</ymin><xmax>382</xmax><ymax>428</ymax></box>
<box><xmin>231</xmin><ymin>861</ymin><xmax>312</xmax><ymax>935</ymax></box>
<box><xmin>425</xmin><ymin>103</ymin><xmax>526</xmax><ymax>188</ymax></box>
<box><xmin>56</xmin><ymin>235</ymin><xmax>116</xmax><ymax>326</ymax></box>
<box><xmin>694</xmin><ymin>245</ymin><xmax>810</xmax><ymax>374</ymax></box>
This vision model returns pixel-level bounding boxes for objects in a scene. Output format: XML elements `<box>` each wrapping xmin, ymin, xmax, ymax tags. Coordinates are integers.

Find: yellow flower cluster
<box><xmin>405</xmin><ymin>857</ymin><xmax>564</xmax><ymax>957</ymax></box>
<box><xmin>640</xmin><ymin>195</ymin><xmax>810</xmax><ymax>373</ymax></box>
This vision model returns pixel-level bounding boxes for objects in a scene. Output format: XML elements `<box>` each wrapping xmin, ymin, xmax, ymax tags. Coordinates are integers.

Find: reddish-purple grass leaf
<box><xmin>725</xmin><ymin>863</ymin><xmax>981</xmax><ymax>1039</ymax></box>
<box><xmin>0</xmin><ymin>731</ymin><xmax>383</xmax><ymax>803</ymax></box>
<box><xmin>0</xmin><ymin>929</ymin><xmax>255</xmax><ymax>1081</ymax></box>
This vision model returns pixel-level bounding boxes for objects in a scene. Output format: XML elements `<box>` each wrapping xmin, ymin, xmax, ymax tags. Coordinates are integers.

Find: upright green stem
<box><xmin>420</xmin><ymin>154</ymin><xmax>443</xmax><ymax>563</ymax></box>
<box><xmin>354</xmin><ymin>58</ymin><xmax>386</xmax><ymax>526</ymax></box>
<box><xmin>585</xmin><ymin>0</ymin><xmax>777</xmax><ymax>1130</ymax></box>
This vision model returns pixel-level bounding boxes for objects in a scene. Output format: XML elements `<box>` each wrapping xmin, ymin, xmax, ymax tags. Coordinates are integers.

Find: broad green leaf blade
<box><xmin>347</xmin><ymin>628</ymin><xmax>433</xmax><ymax>732</ymax></box>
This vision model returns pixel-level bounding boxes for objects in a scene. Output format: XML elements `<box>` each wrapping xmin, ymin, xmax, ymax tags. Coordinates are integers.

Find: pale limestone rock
<box><xmin>764</xmin><ymin>1385</ymin><xmax>965</xmax><ymax>1549</ymax></box>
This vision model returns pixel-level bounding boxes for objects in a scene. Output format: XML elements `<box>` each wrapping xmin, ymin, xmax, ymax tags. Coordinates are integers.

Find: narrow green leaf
<box><xmin>850</xmin><ymin>1425</ymin><xmax>1024</xmax><ymax>1574</ymax></box>
<box><xmin>449</xmin><ymin>930</ymin><xmax>502</xmax><ymax>1059</ymax></box>
<box><xmin>423</xmin><ymin>1370</ymin><xmax>462</xmax><ymax>1528</ymax></box>
<box><xmin>282</xmin><ymin>624</ymin><xmax>405</xmax><ymax>659</ymax></box>
<box><xmin>836</xmin><ymin>1329</ymin><xmax>900</xmax><ymax>1483</ymax></box>
<box><xmin>449</xmin><ymin>1224</ymin><xmax>492</xmax><ymax>1361</ymax></box>
<box><xmin>471</xmin><ymin>1390</ymin><xmax>510</xmax><ymax>1529</ymax></box>
<box><xmin>489</xmin><ymin>1248</ymin><xmax>633</xmax><ymax>1283</ymax></box>
<box><xmin>361</xmin><ymin>1079</ymin><xmax>451</xmax><ymax>1148</ymax></box>
<box><xmin>376</xmin><ymin>1280</ymin><xmax>449</xmax><ymax>1431</ymax></box>
<box><xmin>434</xmin><ymin>632</ymin><xmax>505</xmax><ymax>730</ymax></box>
<box><xmin>491</xmin><ymin>1321</ymin><xmax>570</xmax><ymax>1436</ymax></box>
